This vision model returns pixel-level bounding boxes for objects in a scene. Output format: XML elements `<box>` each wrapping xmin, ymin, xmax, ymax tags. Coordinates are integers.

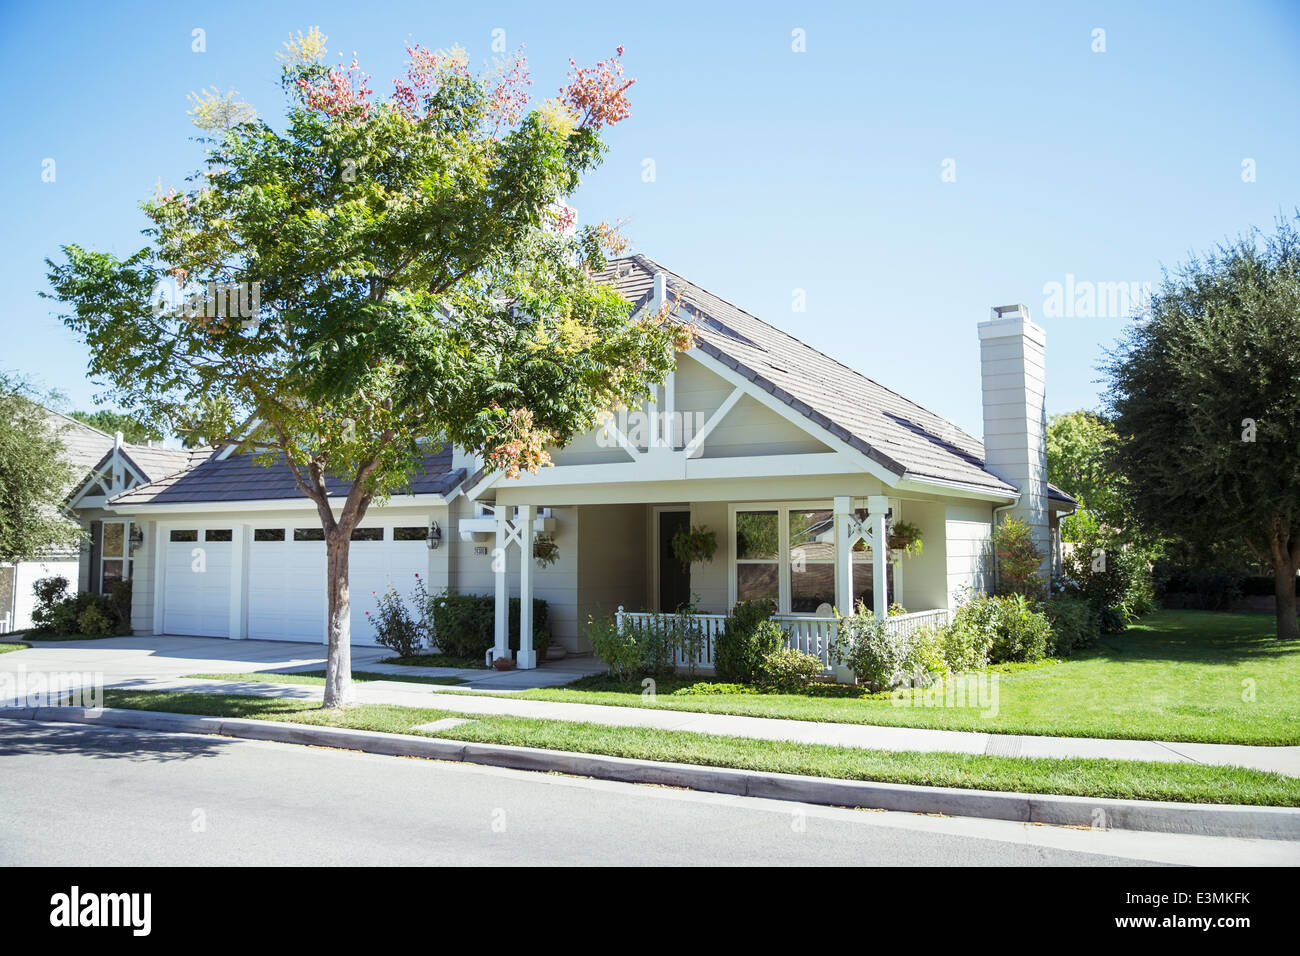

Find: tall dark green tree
<box><xmin>1105</xmin><ymin>215</ymin><xmax>1300</xmax><ymax>640</ymax></box>
<box><xmin>46</xmin><ymin>32</ymin><xmax>690</xmax><ymax>705</ymax></box>
<box><xmin>67</xmin><ymin>409</ymin><xmax>162</xmax><ymax>444</ymax></box>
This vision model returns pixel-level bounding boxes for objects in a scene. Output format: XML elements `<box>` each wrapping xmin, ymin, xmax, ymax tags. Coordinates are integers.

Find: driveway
<box><xmin>0</xmin><ymin>634</ymin><xmax>603</xmax><ymax>696</ymax></box>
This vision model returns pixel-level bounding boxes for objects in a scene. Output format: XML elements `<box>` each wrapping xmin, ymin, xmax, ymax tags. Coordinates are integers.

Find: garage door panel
<box><xmin>349</xmin><ymin>539</ymin><xmax>427</xmax><ymax>646</ymax></box>
<box><xmin>162</xmin><ymin>536</ymin><xmax>232</xmax><ymax>638</ymax></box>
<box><xmin>248</xmin><ymin>538</ymin><xmax>325</xmax><ymax>643</ymax></box>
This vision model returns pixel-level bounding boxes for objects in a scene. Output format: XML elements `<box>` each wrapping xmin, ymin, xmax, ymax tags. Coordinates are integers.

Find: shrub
<box><xmin>952</xmin><ymin>594</ymin><xmax>1050</xmax><ymax>664</ymax></box>
<box><xmin>841</xmin><ymin>607</ymin><xmax>909</xmax><ymax>690</ymax></box>
<box><xmin>938</xmin><ymin>617</ymin><xmax>992</xmax><ymax>673</ymax></box>
<box><xmin>31</xmin><ymin>576</ymin><xmax>132</xmax><ymax>637</ymax></box>
<box><xmin>992</xmin><ymin>517</ymin><xmax>1046</xmax><ymax>599</ymax></box>
<box><xmin>370</xmin><ymin>583</ymin><xmax>424</xmax><ymax>658</ymax></box>
<box><xmin>759</xmin><ymin>647</ymin><xmax>825</xmax><ymax>691</ymax></box>
<box><xmin>713</xmin><ymin>600</ymin><xmax>782</xmax><ymax>683</ymax></box>
<box><xmin>425</xmin><ymin>592</ymin><xmax>549</xmax><ymax>659</ymax></box>
<box><xmin>905</xmin><ymin>625</ymin><xmax>950</xmax><ymax>685</ymax></box>
<box><xmin>1040</xmin><ymin>594</ymin><xmax>1100</xmax><ymax>656</ymax></box>
<box><xmin>587</xmin><ymin>609</ymin><xmax>705</xmax><ymax>680</ymax></box>
<box><xmin>76</xmin><ymin>604</ymin><xmax>111</xmax><ymax>636</ymax></box>
<box><xmin>1062</xmin><ymin>525</ymin><xmax>1156</xmax><ymax>630</ymax></box>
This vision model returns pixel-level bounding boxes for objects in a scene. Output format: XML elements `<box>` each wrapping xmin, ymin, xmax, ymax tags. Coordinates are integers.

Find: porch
<box><xmin>477</xmin><ymin>489</ymin><xmax>958</xmax><ymax>672</ymax></box>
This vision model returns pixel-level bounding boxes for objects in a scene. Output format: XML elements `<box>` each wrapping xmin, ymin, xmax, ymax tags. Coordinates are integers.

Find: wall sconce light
<box><xmin>129</xmin><ymin>525</ymin><xmax>145</xmax><ymax>551</ymax></box>
<box><xmin>426</xmin><ymin>521</ymin><xmax>442</xmax><ymax>550</ymax></box>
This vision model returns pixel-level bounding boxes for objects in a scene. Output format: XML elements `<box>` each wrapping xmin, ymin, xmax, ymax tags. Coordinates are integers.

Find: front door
<box><xmin>658</xmin><ymin>510</ymin><xmax>691</xmax><ymax>612</ymax></box>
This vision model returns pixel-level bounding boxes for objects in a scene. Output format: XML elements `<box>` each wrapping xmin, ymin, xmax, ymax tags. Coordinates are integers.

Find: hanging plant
<box><xmin>533</xmin><ymin>532</ymin><xmax>559</xmax><ymax>568</ymax></box>
<box><xmin>670</xmin><ymin>525</ymin><xmax>717</xmax><ymax>570</ymax></box>
<box><xmin>887</xmin><ymin>520</ymin><xmax>923</xmax><ymax>558</ymax></box>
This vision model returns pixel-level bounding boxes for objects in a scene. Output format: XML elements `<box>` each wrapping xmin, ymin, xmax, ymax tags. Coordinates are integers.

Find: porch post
<box><xmin>867</xmin><ymin>494</ymin><xmax>890</xmax><ymax>618</ymax></box>
<box><xmin>493</xmin><ymin>505</ymin><xmax>510</xmax><ymax>663</ymax></box>
<box><xmin>517</xmin><ymin>504</ymin><xmax>537</xmax><ymax>669</ymax></box>
<box><xmin>833</xmin><ymin>496</ymin><xmax>854</xmax><ymax>617</ymax></box>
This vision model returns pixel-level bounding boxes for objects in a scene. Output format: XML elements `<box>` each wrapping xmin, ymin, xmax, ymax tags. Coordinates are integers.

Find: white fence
<box><xmin>614</xmin><ymin>606</ymin><xmax>951</xmax><ymax>672</ymax></box>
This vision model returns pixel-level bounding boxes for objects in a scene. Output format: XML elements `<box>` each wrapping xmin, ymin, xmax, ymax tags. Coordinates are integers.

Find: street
<box><xmin>2</xmin><ymin>720</ymin><xmax>1296</xmax><ymax>866</ymax></box>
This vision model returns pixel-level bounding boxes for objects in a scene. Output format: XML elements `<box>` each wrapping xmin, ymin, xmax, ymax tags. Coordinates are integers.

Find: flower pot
<box><xmin>492</xmin><ymin>657</ymin><xmax>516</xmax><ymax>671</ymax></box>
<box><xmin>545</xmin><ymin>643</ymin><xmax>567</xmax><ymax>661</ymax></box>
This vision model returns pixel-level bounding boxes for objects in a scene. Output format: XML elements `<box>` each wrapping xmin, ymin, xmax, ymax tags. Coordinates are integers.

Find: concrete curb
<box><xmin>6</xmin><ymin>706</ymin><xmax>1300</xmax><ymax>840</ymax></box>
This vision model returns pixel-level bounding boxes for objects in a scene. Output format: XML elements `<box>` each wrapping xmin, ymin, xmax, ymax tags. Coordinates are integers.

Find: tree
<box><xmin>991</xmin><ymin>517</ymin><xmax>1044</xmax><ymax>598</ymax></box>
<box><xmin>67</xmin><ymin>409</ymin><xmax>163</xmax><ymax>444</ymax></box>
<box><xmin>1104</xmin><ymin>214</ymin><xmax>1300</xmax><ymax>640</ymax></box>
<box><xmin>0</xmin><ymin>375</ymin><xmax>83</xmax><ymax>563</ymax></box>
<box><xmin>1046</xmin><ymin>410</ymin><xmax>1127</xmax><ymax>536</ymax></box>
<box><xmin>46</xmin><ymin>32</ymin><xmax>690</xmax><ymax>705</ymax></box>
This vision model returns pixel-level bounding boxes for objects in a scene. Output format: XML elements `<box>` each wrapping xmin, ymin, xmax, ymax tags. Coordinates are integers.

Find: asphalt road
<box><xmin>2</xmin><ymin>720</ymin><xmax>1296</xmax><ymax>866</ymax></box>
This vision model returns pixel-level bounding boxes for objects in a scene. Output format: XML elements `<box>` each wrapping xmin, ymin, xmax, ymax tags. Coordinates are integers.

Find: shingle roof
<box><xmin>42</xmin><ymin>408</ymin><xmax>116</xmax><ymax>475</ymax></box>
<box><xmin>592</xmin><ymin>255</ymin><xmax>1019</xmax><ymax>496</ymax></box>
<box><xmin>109</xmin><ymin>445</ymin><xmax>463</xmax><ymax>507</ymax></box>
<box><xmin>118</xmin><ymin>444</ymin><xmax>213</xmax><ymax>482</ymax></box>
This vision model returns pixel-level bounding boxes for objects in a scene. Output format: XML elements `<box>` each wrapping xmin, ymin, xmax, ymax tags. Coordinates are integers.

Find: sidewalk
<box><xmin>113</xmin><ymin>674</ymin><xmax>1300</xmax><ymax>778</ymax></box>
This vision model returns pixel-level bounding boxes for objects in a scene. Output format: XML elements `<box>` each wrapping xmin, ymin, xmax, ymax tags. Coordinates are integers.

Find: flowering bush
<box><xmin>369</xmin><ymin>580</ymin><xmax>423</xmax><ymax>658</ymax></box>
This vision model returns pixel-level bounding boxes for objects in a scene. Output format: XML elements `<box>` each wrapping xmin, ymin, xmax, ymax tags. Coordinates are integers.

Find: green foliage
<box><xmin>937</xmin><ymin>617</ymin><xmax>992</xmax><ymax>673</ymax></box>
<box><xmin>758</xmin><ymin>647</ymin><xmax>826</xmax><ymax>692</ymax></box>
<box><xmin>0</xmin><ymin>377</ymin><xmax>82</xmax><ymax>563</ymax></box>
<box><xmin>31</xmin><ymin>576</ymin><xmax>132</xmax><ymax>636</ymax></box>
<box><xmin>670</xmin><ymin>525</ymin><xmax>717</xmax><ymax>568</ymax></box>
<box><xmin>991</xmin><ymin>517</ymin><xmax>1045</xmax><ymax>599</ymax></box>
<box><xmin>587</xmin><ymin>609</ymin><xmax>705</xmax><ymax>680</ymax></box>
<box><xmin>426</xmin><ymin>592</ymin><xmax>548</xmax><ymax>659</ymax></box>
<box><xmin>1039</xmin><ymin>594</ymin><xmax>1101</xmax><ymax>656</ymax></box>
<box><xmin>952</xmin><ymin>594</ymin><xmax>1050</xmax><ymax>664</ymax></box>
<box><xmin>1104</xmin><ymin>214</ymin><xmax>1300</xmax><ymax>638</ymax></box>
<box><xmin>532</xmin><ymin>533</ymin><xmax>559</xmax><ymax>568</ymax></box>
<box><xmin>67</xmin><ymin>409</ymin><xmax>162</xmax><ymax>444</ymax></box>
<box><xmin>714</xmin><ymin>600</ymin><xmax>782</xmax><ymax>683</ymax></box>
<box><xmin>76</xmin><ymin>605</ymin><xmax>112</xmax><ymax>636</ymax></box>
<box><xmin>370</xmin><ymin>584</ymin><xmax>424</xmax><ymax>658</ymax></box>
<box><xmin>886</xmin><ymin>520</ymin><xmax>923</xmax><ymax>557</ymax></box>
<box><xmin>1061</xmin><ymin>522</ymin><xmax>1156</xmax><ymax>631</ymax></box>
<box><xmin>1047</xmin><ymin>411</ymin><xmax>1128</xmax><ymax>536</ymax></box>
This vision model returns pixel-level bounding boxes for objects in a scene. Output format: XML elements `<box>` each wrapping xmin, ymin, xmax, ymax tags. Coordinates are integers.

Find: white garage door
<box><xmin>162</xmin><ymin>528</ymin><xmax>234</xmax><ymax>638</ymax></box>
<box><xmin>246</xmin><ymin>523</ymin><xmax>429</xmax><ymax>646</ymax></box>
<box><xmin>247</xmin><ymin>527</ymin><xmax>326</xmax><ymax>642</ymax></box>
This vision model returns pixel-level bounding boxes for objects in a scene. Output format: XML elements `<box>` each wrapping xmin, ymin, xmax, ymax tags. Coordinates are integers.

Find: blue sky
<box><xmin>2</xmin><ymin>0</ymin><xmax>1297</xmax><ymax>437</ymax></box>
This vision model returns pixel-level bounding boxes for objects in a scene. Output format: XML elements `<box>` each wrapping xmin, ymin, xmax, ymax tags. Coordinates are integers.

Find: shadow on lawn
<box><xmin>1078</xmin><ymin>611</ymin><xmax>1298</xmax><ymax>665</ymax></box>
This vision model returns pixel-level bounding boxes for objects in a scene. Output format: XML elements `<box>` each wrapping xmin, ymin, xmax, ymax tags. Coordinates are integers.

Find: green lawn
<box><xmin>99</xmin><ymin>689</ymin><xmax>1300</xmax><ymax>806</ymax></box>
<box><xmin>381</xmin><ymin>653</ymin><xmax>487</xmax><ymax>669</ymax></box>
<box><xmin>504</xmin><ymin>610</ymin><xmax>1300</xmax><ymax>746</ymax></box>
<box><xmin>0</xmin><ymin>642</ymin><xmax>29</xmax><ymax>655</ymax></box>
<box><xmin>188</xmin><ymin>670</ymin><xmax>466</xmax><ymax>687</ymax></box>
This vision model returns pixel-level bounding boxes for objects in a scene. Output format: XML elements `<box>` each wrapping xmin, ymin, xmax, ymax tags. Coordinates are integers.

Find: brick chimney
<box><xmin>978</xmin><ymin>304</ymin><xmax>1050</xmax><ymax>575</ymax></box>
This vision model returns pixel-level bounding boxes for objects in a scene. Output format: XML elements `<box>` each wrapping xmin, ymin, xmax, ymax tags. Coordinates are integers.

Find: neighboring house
<box><xmin>60</xmin><ymin>255</ymin><xmax>1073</xmax><ymax>665</ymax></box>
<box><xmin>1</xmin><ymin>410</ymin><xmax>116</xmax><ymax>632</ymax></box>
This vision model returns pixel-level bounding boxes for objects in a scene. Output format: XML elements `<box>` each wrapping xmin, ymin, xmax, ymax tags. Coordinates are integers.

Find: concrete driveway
<box><xmin>0</xmin><ymin>635</ymin><xmax>392</xmax><ymax>689</ymax></box>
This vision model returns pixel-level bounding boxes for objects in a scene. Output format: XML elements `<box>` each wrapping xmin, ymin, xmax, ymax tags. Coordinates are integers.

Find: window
<box><xmin>101</xmin><ymin>520</ymin><xmax>132</xmax><ymax>595</ymax></box>
<box><xmin>293</xmin><ymin>528</ymin><xmax>325</xmax><ymax>542</ymax></box>
<box><xmin>169</xmin><ymin>529</ymin><xmax>198</xmax><ymax>542</ymax></box>
<box><xmin>205</xmin><ymin>529</ymin><xmax>233</xmax><ymax>542</ymax></box>
<box><xmin>393</xmin><ymin>526</ymin><xmax>426</xmax><ymax>542</ymax></box>
<box><xmin>732</xmin><ymin>503</ymin><xmax>899</xmax><ymax>614</ymax></box>
<box><xmin>735</xmin><ymin>511</ymin><xmax>778</xmax><ymax>607</ymax></box>
<box><xmin>351</xmin><ymin>527</ymin><xmax>383</xmax><ymax>541</ymax></box>
<box><xmin>789</xmin><ymin>509</ymin><xmax>835</xmax><ymax>613</ymax></box>
<box><xmin>254</xmin><ymin>528</ymin><xmax>285</xmax><ymax>542</ymax></box>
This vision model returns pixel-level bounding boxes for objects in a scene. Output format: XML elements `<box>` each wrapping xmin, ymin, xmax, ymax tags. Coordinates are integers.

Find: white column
<box><xmin>516</xmin><ymin>504</ymin><xmax>536</xmax><ymax>669</ymax></box>
<box><xmin>867</xmin><ymin>495</ymin><xmax>890</xmax><ymax>618</ymax></box>
<box><xmin>493</xmin><ymin>506</ymin><xmax>510</xmax><ymax>663</ymax></box>
<box><xmin>151</xmin><ymin>521</ymin><xmax>167</xmax><ymax>635</ymax></box>
<box><xmin>833</xmin><ymin>496</ymin><xmax>854</xmax><ymax>617</ymax></box>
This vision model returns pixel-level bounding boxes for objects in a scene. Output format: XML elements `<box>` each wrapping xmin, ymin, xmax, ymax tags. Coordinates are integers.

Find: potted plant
<box><xmin>533</xmin><ymin>532</ymin><xmax>559</xmax><ymax>568</ymax></box>
<box><xmin>886</xmin><ymin>520</ymin><xmax>923</xmax><ymax>558</ymax></box>
<box><xmin>670</xmin><ymin>525</ymin><xmax>717</xmax><ymax>571</ymax></box>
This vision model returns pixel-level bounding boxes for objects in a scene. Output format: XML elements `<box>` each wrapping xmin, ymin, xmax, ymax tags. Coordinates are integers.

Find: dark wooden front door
<box><xmin>658</xmin><ymin>510</ymin><xmax>692</xmax><ymax>612</ymax></box>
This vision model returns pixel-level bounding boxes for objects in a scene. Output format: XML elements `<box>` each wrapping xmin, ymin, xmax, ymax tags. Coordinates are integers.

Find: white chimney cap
<box><xmin>989</xmin><ymin>303</ymin><xmax>1031</xmax><ymax>321</ymax></box>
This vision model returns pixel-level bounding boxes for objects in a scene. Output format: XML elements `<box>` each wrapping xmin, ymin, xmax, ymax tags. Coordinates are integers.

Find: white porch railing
<box><xmin>615</xmin><ymin>606</ymin><xmax>950</xmax><ymax>672</ymax></box>
<box><xmin>882</xmin><ymin>608</ymin><xmax>951</xmax><ymax>636</ymax></box>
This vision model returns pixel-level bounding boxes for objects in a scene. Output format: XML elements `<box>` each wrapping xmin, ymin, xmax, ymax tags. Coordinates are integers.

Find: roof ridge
<box><xmin>632</xmin><ymin>256</ymin><xmax>985</xmax><ymax>450</ymax></box>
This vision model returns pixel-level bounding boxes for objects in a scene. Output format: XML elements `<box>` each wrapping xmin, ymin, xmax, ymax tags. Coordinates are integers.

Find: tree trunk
<box><xmin>1274</xmin><ymin>552</ymin><xmax>1299</xmax><ymax>641</ymax></box>
<box><xmin>323</xmin><ymin>532</ymin><xmax>355</xmax><ymax>707</ymax></box>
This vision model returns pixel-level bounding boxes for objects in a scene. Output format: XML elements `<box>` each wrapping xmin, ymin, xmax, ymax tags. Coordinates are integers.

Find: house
<box><xmin>56</xmin><ymin>255</ymin><xmax>1074</xmax><ymax>667</ymax></box>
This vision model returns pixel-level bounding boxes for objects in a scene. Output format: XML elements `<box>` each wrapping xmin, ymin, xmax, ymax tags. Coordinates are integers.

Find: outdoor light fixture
<box><xmin>128</xmin><ymin>525</ymin><xmax>145</xmax><ymax>551</ymax></box>
<box><xmin>426</xmin><ymin>521</ymin><xmax>442</xmax><ymax>550</ymax></box>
